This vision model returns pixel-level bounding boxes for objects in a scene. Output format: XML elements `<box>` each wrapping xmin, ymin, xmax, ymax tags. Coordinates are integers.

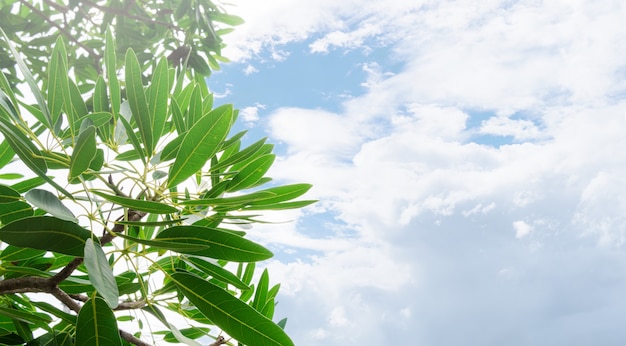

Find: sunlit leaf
<box><xmin>84</xmin><ymin>239</ymin><xmax>119</xmax><ymax>309</ymax></box>
<box><xmin>147</xmin><ymin>57</ymin><xmax>169</xmax><ymax>147</ymax></box>
<box><xmin>75</xmin><ymin>297</ymin><xmax>122</xmax><ymax>346</ymax></box>
<box><xmin>168</xmin><ymin>104</ymin><xmax>234</xmax><ymax>187</ymax></box>
<box><xmin>172</xmin><ymin>272</ymin><xmax>294</xmax><ymax>346</ymax></box>
<box><xmin>125</xmin><ymin>49</ymin><xmax>153</xmax><ymax>156</ymax></box>
<box><xmin>226</xmin><ymin>154</ymin><xmax>275</xmax><ymax>192</ymax></box>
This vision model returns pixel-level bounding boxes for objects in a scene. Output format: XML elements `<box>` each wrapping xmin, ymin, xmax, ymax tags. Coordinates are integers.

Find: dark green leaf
<box><xmin>84</xmin><ymin>239</ymin><xmax>119</xmax><ymax>308</ymax></box>
<box><xmin>183</xmin><ymin>256</ymin><xmax>249</xmax><ymax>290</ymax></box>
<box><xmin>172</xmin><ymin>272</ymin><xmax>294</xmax><ymax>346</ymax></box>
<box><xmin>0</xmin><ymin>201</ymin><xmax>34</xmax><ymax>224</ymax></box>
<box><xmin>0</xmin><ymin>184</ymin><xmax>20</xmax><ymax>203</ymax></box>
<box><xmin>0</xmin><ymin>216</ymin><xmax>91</xmax><ymax>256</ymax></box>
<box><xmin>91</xmin><ymin>190</ymin><xmax>178</xmax><ymax>214</ymax></box>
<box><xmin>155</xmin><ymin>225</ymin><xmax>273</xmax><ymax>262</ymax></box>
<box><xmin>75</xmin><ymin>297</ymin><xmax>122</xmax><ymax>346</ymax></box>
<box><xmin>0</xmin><ymin>140</ymin><xmax>15</xmax><ymax>169</ymax></box>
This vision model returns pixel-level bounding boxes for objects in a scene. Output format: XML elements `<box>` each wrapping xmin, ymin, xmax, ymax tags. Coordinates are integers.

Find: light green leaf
<box><xmin>118</xmin><ymin>114</ymin><xmax>146</xmax><ymax>164</ymax></box>
<box><xmin>69</xmin><ymin>125</ymin><xmax>97</xmax><ymax>179</ymax></box>
<box><xmin>0</xmin><ymin>140</ymin><xmax>15</xmax><ymax>169</ymax></box>
<box><xmin>47</xmin><ymin>36</ymin><xmax>68</xmax><ymax>126</ymax></box>
<box><xmin>168</xmin><ymin>104</ymin><xmax>234</xmax><ymax>187</ymax></box>
<box><xmin>0</xmin><ymin>216</ymin><xmax>91</xmax><ymax>256</ymax></box>
<box><xmin>171</xmin><ymin>272</ymin><xmax>294</xmax><ymax>346</ymax></box>
<box><xmin>147</xmin><ymin>57</ymin><xmax>169</xmax><ymax>147</ymax></box>
<box><xmin>75</xmin><ymin>297</ymin><xmax>122</xmax><ymax>346</ymax></box>
<box><xmin>186</xmin><ymin>85</ymin><xmax>202</xmax><ymax>128</ymax></box>
<box><xmin>125</xmin><ymin>49</ymin><xmax>153</xmax><ymax>156</ymax></box>
<box><xmin>91</xmin><ymin>190</ymin><xmax>178</xmax><ymax>214</ymax></box>
<box><xmin>155</xmin><ymin>225</ymin><xmax>273</xmax><ymax>262</ymax></box>
<box><xmin>243</xmin><ymin>200</ymin><xmax>317</xmax><ymax>211</ymax></box>
<box><xmin>226</xmin><ymin>154</ymin><xmax>275</xmax><ymax>192</ymax></box>
<box><xmin>24</xmin><ymin>189</ymin><xmax>76</xmax><ymax>222</ymax></box>
<box><xmin>84</xmin><ymin>239</ymin><xmax>119</xmax><ymax>309</ymax></box>
<box><xmin>183</xmin><ymin>256</ymin><xmax>249</xmax><ymax>290</ymax></box>
<box><xmin>0</xmin><ymin>28</ymin><xmax>52</xmax><ymax>129</ymax></box>
<box><xmin>105</xmin><ymin>28</ymin><xmax>120</xmax><ymax>118</ymax></box>
<box><xmin>248</xmin><ymin>184</ymin><xmax>313</xmax><ymax>206</ymax></box>
<box><xmin>0</xmin><ymin>173</ymin><xmax>22</xmax><ymax>180</ymax></box>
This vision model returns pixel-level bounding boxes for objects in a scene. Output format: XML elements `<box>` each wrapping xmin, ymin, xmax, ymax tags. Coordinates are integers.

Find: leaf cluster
<box><xmin>0</xmin><ymin>4</ymin><xmax>312</xmax><ymax>346</ymax></box>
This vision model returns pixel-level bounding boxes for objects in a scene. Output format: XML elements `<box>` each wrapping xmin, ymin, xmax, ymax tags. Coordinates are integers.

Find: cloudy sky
<box><xmin>208</xmin><ymin>1</ymin><xmax>626</xmax><ymax>345</ymax></box>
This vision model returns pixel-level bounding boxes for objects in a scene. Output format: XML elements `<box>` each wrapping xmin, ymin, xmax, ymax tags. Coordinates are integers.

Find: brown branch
<box><xmin>209</xmin><ymin>336</ymin><xmax>228</xmax><ymax>346</ymax></box>
<box><xmin>120</xmin><ymin>329</ymin><xmax>151</xmax><ymax>346</ymax></box>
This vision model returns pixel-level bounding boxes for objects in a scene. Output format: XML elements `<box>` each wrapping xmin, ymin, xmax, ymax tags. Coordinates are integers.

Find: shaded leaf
<box><xmin>0</xmin><ymin>216</ymin><xmax>91</xmax><ymax>256</ymax></box>
<box><xmin>183</xmin><ymin>256</ymin><xmax>249</xmax><ymax>290</ymax></box>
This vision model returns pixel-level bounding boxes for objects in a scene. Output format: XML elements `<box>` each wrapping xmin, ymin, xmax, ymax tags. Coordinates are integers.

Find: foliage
<box><xmin>0</xmin><ymin>1</ymin><xmax>313</xmax><ymax>345</ymax></box>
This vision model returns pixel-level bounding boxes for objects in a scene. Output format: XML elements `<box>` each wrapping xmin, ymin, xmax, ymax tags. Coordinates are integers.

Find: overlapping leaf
<box><xmin>172</xmin><ymin>272</ymin><xmax>294</xmax><ymax>346</ymax></box>
<box><xmin>75</xmin><ymin>297</ymin><xmax>122</xmax><ymax>346</ymax></box>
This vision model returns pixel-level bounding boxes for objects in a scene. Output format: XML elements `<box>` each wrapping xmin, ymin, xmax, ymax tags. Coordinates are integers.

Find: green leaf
<box><xmin>11</xmin><ymin>177</ymin><xmax>46</xmax><ymax>194</ymax></box>
<box><xmin>0</xmin><ymin>184</ymin><xmax>20</xmax><ymax>203</ymax></box>
<box><xmin>0</xmin><ymin>216</ymin><xmax>91</xmax><ymax>256</ymax></box>
<box><xmin>75</xmin><ymin>297</ymin><xmax>122</xmax><ymax>346</ymax></box>
<box><xmin>91</xmin><ymin>190</ymin><xmax>178</xmax><ymax>214</ymax></box>
<box><xmin>183</xmin><ymin>256</ymin><xmax>249</xmax><ymax>290</ymax></box>
<box><xmin>69</xmin><ymin>125</ymin><xmax>97</xmax><ymax>179</ymax></box>
<box><xmin>125</xmin><ymin>49</ymin><xmax>153</xmax><ymax>156</ymax></box>
<box><xmin>117</xmin><ymin>115</ymin><xmax>146</xmax><ymax>164</ymax></box>
<box><xmin>24</xmin><ymin>189</ymin><xmax>76</xmax><ymax>222</ymax></box>
<box><xmin>243</xmin><ymin>200</ymin><xmax>317</xmax><ymax>211</ymax></box>
<box><xmin>252</xmin><ymin>269</ymin><xmax>269</xmax><ymax>311</ymax></box>
<box><xmin>155</xmin><ymin>225</ymin><xmax>273</xmax><ymax>262</ymax></box>
<box><xmin>227</xmin><ymin>154</ymin><xmax>275</xmax><ymax>192</ymax></box>
<box><xmin>172</xmin><ymin>272</ymin><xmax>294</xmax><ymax>346</ymax></box>
<box><xmin>84</xmin><ymin>239</ymin><xmax>119</xmax><ymax>309</ymax></box>
<box><xmin>180</xmin><ymin>191</ymin><xmax>275</xmax><ymax>207</ymax></box>
<box><xmin>105</xmin><ymin>28</ymin><xmax>120</xmax><ymax>118</ymax></box>
<box><xmin>115</xmin><ymin>232</ymin><xmax>209</xmax><ymax>253</ymax></box>
<box><xmin>0</xmin><ymin>174</ymin><xmax>22</xmax><ymax>180</ymax></box>
<box><xmin>0</xmin><ymin>140</ymin><xmax>15</xmax><ymax>169</ymax></box>
<box><xmin>0</xmin><ymin>201</ymin><xmax>34</xmax><ymax>224</ymax></box>
<box><xmin>0</xmin><ymin>246</ymin><xmax>45</xmax><ymax>261</ymax></box>
<box><xmin>0</xmin><ymin>118</ymin><xmax>72</xmax><ymax>199</ymax></box>
<box><xmin>47</xmin><ymin>36</ymin><xmax>68</xmax><ymax>126</ymax></box>
<box><xmin>248</xmin><ymin>184</ymin><xmax>313</xmax><ymax>206</ymax></box>
<box><xmin>147</xmin><ymin>57</ymin><xmax>169</xmax><ymax>147</ymax></box>
<box><xmin>186</xmin><ymin>85</ymin><xmax>202</xmax><ymax>128</ymax></box>
<box><xmin>168</xmin><ymin>104</ymin><xmax>234</xmax><ymax>187</ymax></box>
<box><xmin>0</xmin><ymin>28</ymin><xmax>52</xmax><ymax>129</ymax></box>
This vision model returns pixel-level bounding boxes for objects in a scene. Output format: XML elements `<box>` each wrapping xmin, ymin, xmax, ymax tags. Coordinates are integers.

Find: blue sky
<box><xmin>205</xmin><ymin>1</ymin><xmax>626</xmax><ymax>345</ymax></box>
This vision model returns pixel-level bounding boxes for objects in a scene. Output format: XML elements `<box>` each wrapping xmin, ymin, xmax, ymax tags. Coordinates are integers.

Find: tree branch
<box><xmin>18</xmin><ymin>0</ymin><xmax>102</xmax><ymax>69</ymax></box>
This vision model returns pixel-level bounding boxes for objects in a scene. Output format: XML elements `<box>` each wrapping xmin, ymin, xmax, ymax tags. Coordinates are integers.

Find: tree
<box><xmin>0</xmin><ymin>1</ymin><xmax>312</xmax><ymax>345</ymax></box>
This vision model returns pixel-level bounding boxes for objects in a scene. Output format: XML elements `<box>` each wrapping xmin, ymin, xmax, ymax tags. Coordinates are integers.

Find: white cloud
<box><xmin>242</xmin><ymin>64</ymin><xmax>258</xmax><ymax>75</ymax></box>
<box><xmin>513</xmin><ymin>220</ymin><xmax>534</xmax><ymax>239</ymax></box>
<box><xmin>217</xmin><ymin>0</ymin><xmax>626</xmax><ymax>344</ymax></box>
<box><xmin>239</xmin><ymin>103</ymin><xmax>265</xmax><ymax>125</ymax></box>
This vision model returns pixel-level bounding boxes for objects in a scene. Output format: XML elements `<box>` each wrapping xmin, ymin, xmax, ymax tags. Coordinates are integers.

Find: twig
<box><xmin>209</xmin><ymin>336</ymin><xmax>228</xmax><ymax>346</ymax></box>
<box><xmin>18</xmin><ymin>0</ymin><xmax>101</xmax><ymax>67</ymax></box>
